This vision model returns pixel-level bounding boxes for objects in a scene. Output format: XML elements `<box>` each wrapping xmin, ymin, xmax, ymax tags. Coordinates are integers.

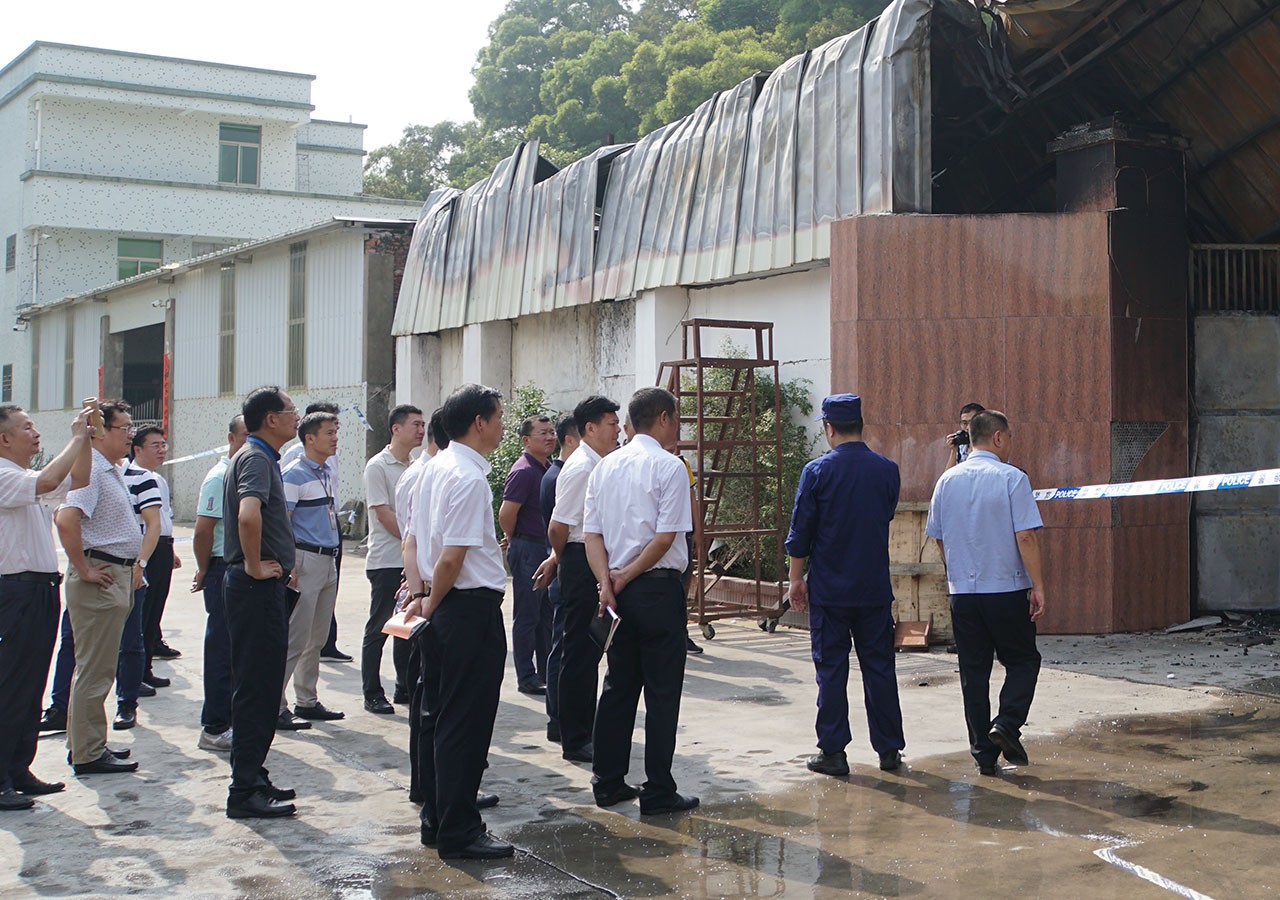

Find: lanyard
<box><xmin>246</xmin><ymin>436</ymin><xmax>277</xmax><ymax>458</ymax></box>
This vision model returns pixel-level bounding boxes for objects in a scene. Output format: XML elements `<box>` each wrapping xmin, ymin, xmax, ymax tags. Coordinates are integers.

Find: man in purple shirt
<box><xmin>499</xmin><ymin>416</ymin><xmax>556</xmax><ymax>694</ymax></box>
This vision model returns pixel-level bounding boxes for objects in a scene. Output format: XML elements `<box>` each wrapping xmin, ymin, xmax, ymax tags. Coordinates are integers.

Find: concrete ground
<box><xmin>5</xmin><ymin>528</ymin><xmax>1280</xmax><ymax>898</ymax></box>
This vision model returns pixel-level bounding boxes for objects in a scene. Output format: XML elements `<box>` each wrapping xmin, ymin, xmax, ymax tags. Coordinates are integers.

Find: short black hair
<box><xmin>628</xmin><ymin>388</ymin><xmax>677</xmax><ymax>433</ymax></box>
<box><xmin>243</xmin><ymin>387</ymin><xmax>286</xmax><ymax>433</ymax></box>
<box><xmin>131</xmin><ymin>426</ymin><xmax>165</xmax><ymax>451</ymax></box>
<box><xmin>427</xmin><ymin>407</ymin><xmax>450</xmax><ymax>450</ymax></box>
<box><xmin>519</xmin><ymin>415</ymin><xmax>552</xmax><ymax>438</ymax></box>
<box><xmin>228</xmin><ymin>414</ymin><xmax>246</xmax><ymax>434</ymax></box>
<box><xmin>968</xmin><ymin>410</ymin><xmax>1009</xmax><ymax>443</ymax></box>
<box><xmin>555</xmin><ymin>414</ymin><xmax>578</xmax><ymax>445</ymax></box>
<box><xmin>299</xmin><ymin>411</ymin><xmax>338</xmax><ymax>443</ymax></box>
<box><xmin>573</xmin><ymin>395</ymin><xmax>620</xmax><ymax>434</ymax></box>
<box><xmin>305</xmin><ymin>401</ymin><xmax>339</xmax><ymax>416</ymax></box>
<box><xmin>389</xmin><ymin>404</ymin><xmax>423</xmax><ymax>431</ymax></box>
<box><xmin>960</xmin><ymin>402</ymin><xmax>986</xmax><ymax>417</ymax></box>
<box><xmin>828</xmin><ymin>419</ymin><xmax>863</xmax><ymax>437</ymax></box>
<box><xmin>99</xmin><ymin>399</ymin><xmax>131</xmax><ymax>428</ymax></box>
<box><xmin>441</xmin><ymin>384</ymin><xmax>502</xmax><ymax>440</ymax></box>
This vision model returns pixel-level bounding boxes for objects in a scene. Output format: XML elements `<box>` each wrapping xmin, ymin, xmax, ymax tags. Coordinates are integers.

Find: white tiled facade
<box><xmin>0</xmin><ymin>41</ymin><xmax>419</xmax><ymax>408</ymax></box>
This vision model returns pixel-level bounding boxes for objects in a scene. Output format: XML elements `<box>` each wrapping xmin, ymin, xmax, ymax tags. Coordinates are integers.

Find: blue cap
<box><xmin>816</xmin><ymin>393</ymin><xmax>862</xmax><ymax>423</ymax></box>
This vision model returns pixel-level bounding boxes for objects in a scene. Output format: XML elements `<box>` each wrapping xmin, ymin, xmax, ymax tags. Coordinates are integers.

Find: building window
<box><xmin>63</xmin><ymin>314</ymin><xmax>75</xmax><ymax>410</ymax></box>
<box><xmin>4</xmin><ymin>234</ymin><xmax>14</xmax><ymax>271</ymax></box>
<box><xmin>219</xmin><ymin>266</ymin><xmax>235</xmax><ymax>396</ymax></box>
<box><xmin>118</xmin><ymin>238</ymin><xmax>162</xmax><ymax>281</ymax></box>
<box><xmin>1</xmin><ymin>365</ymin><xmax>11</xmax><ymax>402</ymax></box>
<box><xmin>287</xmin><ymin>241</ymin><xmax>306</xmax><ymax>389</ymax></box>
<box><xmin>219</xmin><ymin>124</ymin><xmax>261</xmax><ymax>186</ymax></box>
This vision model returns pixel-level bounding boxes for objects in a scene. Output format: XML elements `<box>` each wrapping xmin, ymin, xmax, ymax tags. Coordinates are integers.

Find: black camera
<box><xmin>949</xmin><ymin>430</ymin><xmax>970</xmax><ymax>447</ymax></box>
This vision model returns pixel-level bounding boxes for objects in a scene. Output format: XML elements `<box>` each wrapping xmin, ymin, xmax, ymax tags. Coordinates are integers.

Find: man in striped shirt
<box><xmin>129</xmin><ymin>427</ymin><xmax>183</xmax><ymax>677</ymax></box>
<box><xmin>279</xmin><ymin>411</ymin><xmax>344</xmax><ymax>728</ymax></box>
<box><xmin>114</xmin><ymin>439</ymin><xmax>164</xmax><ymax>731</ymax></box>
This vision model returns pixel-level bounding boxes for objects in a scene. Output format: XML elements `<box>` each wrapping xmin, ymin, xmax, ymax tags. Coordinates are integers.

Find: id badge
<box><xmin>328</xmin><ymin>505</ymin><xmax>339</xmax><ymax>531</ymax></box>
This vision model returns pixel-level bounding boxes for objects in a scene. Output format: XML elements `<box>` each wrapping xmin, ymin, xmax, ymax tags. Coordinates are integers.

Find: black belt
<box><xmin>447</xmin><ymin>587</ymin><xmax>504</xmax><ymax>603</ymax></box>
<box><xmin>634</xmin><ymin>568</ymin><xmax>682</xmax><ymax>582</ymax></box>
<box><xmin>86</xmin><ymin>549</ymin><xmax>137</xmax><ymax>567</ymax></box>
<box><xmin>296</xmin><ymin>542</ymin><xmax>339</xmax><ymax>557</ymax></box>
<box><xmin>158</xmin><ymin>536</ymin><xmax>175</xmax><ymax>545</ymax></box>
<box><xmin>208</xmin><ymin>556</ymin><xmax>225</xmax><ymax>566</ymax></box>
<box><xmin>511</xmin><ymin>534</ymin><xmax>545</xmax><ymax>543</ymax></box>
<box><xmin>1</xmin><ymin>571</ymin><xmax>63</xmax><ymax>585</ymax></box>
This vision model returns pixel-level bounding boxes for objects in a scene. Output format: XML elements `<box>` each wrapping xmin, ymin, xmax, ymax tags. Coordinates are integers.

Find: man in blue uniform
<box><xmin>786</xmin><ymin>394</ymin><xmax>906</xmax><ymax>776</ymax></box>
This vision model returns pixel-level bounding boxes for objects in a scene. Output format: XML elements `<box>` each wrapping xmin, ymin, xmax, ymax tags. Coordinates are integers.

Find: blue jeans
<box><xmin>506</xmin><ymin>537</ymin><xmax>551</xmax><ymax>687</ymax></box>
<box><xmin>115</xmin><ymin>587</ymin><xmax>146</xmax><ymax>707</ymax></box>
<box><xmin>201</xmin><ymin>560</ymin><xmax>232</xmax><ymax>732</ymax></box>
<box><xmin>49</xmin><ymin>609</ymin><xmax>74</xmax><ymax>711</ymax></box>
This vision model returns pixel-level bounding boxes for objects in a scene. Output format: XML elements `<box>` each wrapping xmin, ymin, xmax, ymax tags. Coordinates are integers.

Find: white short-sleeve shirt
<box><xmin>583</xmin><ymin>433</ymin><xmax>691</xmax><ymax>573</ymax></box>
<box><xmin>413</xmin><ymin>443</ymin><xmax>505</xmax><ymax>593</ymax></box>
<box><xmin>0</xmin><ymin>458</ymin><xmax>70</xmax><ymax>575</ymax></box>
<box><xmin>549</xmin><ymin>442</ymin><xmax>602</xmax><ymax>544</ymax></box>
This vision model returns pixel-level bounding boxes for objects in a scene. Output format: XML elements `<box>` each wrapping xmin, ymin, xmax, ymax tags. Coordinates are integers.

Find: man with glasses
<box><xmin>222</xmin><ymin>387</ymin><xmax>300</xmax><ymax>818</ymax></box>
<box><xmin>130</xmin><ymin>427</ymin><xmax>183</xmax><ymax>676</ymax></box>
<box><xmin>54</xmin><ymin>400</ymin><xmax>146</xmax><ymax>776</ymax></box>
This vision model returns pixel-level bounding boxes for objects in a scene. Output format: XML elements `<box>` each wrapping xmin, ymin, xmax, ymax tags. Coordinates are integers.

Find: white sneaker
<box><xmin>198</xmin><ymin>728</ymin><xmax>233</xmax><ymax>753</ymax></box>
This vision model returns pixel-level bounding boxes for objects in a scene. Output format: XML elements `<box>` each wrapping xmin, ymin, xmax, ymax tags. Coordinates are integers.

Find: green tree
<box><xmin>775</xmin><ymin>0</ymin><xmax>886</xmax><ymax>52</ymax></box>
<box><xmin>363</xmin><ymin>121</ymin><xmax>522</xmax><ymax>199</ymax></box>
<box><xmin>701</xmin><ymin>0</ymin><xmax>780</xmax><ymax>33</ymax></box>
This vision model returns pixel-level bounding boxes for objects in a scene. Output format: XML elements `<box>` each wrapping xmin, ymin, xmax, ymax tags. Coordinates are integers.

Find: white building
<box><xmin>22</xmin><ymin>216</ymin><xmax>415</xmax><ymax>519</ymax></box>
<box><xmin>1</xmin><ymin>41</ymin><xmax>420</xmax><ymax>411</ymax></box>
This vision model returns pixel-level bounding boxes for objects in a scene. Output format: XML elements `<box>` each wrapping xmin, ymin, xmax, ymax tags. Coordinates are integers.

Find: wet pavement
<box><xmin>4</xmin><ymin>532</ymin><xmax>1278</xmax><ymax>898</ymax></box>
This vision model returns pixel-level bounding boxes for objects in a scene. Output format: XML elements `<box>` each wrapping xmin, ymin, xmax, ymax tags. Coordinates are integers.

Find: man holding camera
<box><xmin>944</xmin><ymin>403</ymin><xmax>985</xmax><ymax>470</ymax></box>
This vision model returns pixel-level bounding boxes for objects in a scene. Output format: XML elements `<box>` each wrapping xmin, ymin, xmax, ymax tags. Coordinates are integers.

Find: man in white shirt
<box><xmin>0</xmin><ymin>403</ymin><xmax>92</xmax><ymax>809</ymax></box>
<box><xmin>361</xmin><ymin>404</ymin><xmax>424</xmax><ymax>714</ymax></box>
<box><xmin>534</xmin><ymin>395</ymin><xmax>620</xmax><ymax>762</ymax></box>
<box><xmin>583</xmin><ymin>387</ymin><xmax>696</xmax><ymax>816</ymax></box>
<box><xmin>404</xmin><ymin>384</ymin><xmax>513</xmax><ymax>861</ymax></box>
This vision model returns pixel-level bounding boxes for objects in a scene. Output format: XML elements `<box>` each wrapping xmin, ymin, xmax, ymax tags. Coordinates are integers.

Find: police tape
<box><xmin>161</xmin><ymin>445</ymin><xmax>229</xmax><ymax>467</ymax></box>
<box><xmin>1034</xmin><ymin>468</ymin><xmax>1280</xmax><ymax>502</ymax></box>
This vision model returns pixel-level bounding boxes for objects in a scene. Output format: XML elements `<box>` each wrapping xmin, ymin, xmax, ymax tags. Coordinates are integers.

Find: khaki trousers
<box><xmin>281</xmin><ymin>548</ymin><xmax>339</xmax><ymax>710</ymax></box>
<box><xmin>64</xmin><ymin>562</ymin><xmax>134</xmax><ymax>765</ymax></box>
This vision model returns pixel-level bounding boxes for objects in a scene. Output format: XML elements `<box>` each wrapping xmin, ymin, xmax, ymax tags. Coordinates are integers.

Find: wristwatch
<box><xmin>411</xmin><ymin>591</ymin><xmax>428</xmax><ymax>600</ymax></box>
<box><xmin>136</xmin><ymin>558</ymin><xmax>149</xmax><ymax>568</ymax></box>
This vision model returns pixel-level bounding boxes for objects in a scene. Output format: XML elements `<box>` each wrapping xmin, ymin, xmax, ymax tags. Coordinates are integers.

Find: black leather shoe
<box><xmin>989</xmin><ymin>725</ymin><xmax>1030</xmax><ymax>766</ymax></box>
<box><xmin>977</xmin><ymin>760</ymin><xmax>1001</xmax><ymax>776</ymax></box>
<box><xmin>152</xmin><ymin>641</ymin><xmax>182</xmax><ymax>659</ymax></box>
<box><xmin>136</xmin><ymin>682</ymin><xmax>157</xmax><ymax>698</ymax></box>
<box><xmin>276</xmin><ymin>710</ymin><xmax>313</xmax><ymax>731</ymax></box>
<box><xmin>594</xmin><ymin>783</ymin><xmax>641</xmax><ymax>808</ymax></box>
<box><xmin>806</xmin><ymin>751</ymin><xmax>850</xmax><ymax>776</ymax></box>
<box><xmin>562</xmin><ymin>743</ymin><xmax>593</xmax><ymax>763</ymax></box>
<box><xmin>73</xmin><ymin>753</ymin><xmax>139</xmax><ymax>775</ymax></box>
<box><xmin>546</xmin><ymin>722</ymin><xmax>561</xmax><ymax>743</ymax></box>
<box><xmin>879</xmin><ymin>750</ymin><xmax>903</xmax><ymax>771</ymax></box>
<box><xmin>319</xmin><ymin>647</ymin><xmax>353</xmax><ymax>662</ymax></box>
<box><xmin>142</xmin><ymin>673</ymin><xmax>171</xmax><ymax>688</ymax></box>
<box><xmin>11</xmin><ymin>772</ymin><xmax>65</xmax><ymax>795</ymax></box>
<box><xmin>265</xmin><ymin>783</ymin><xmax>297</xmax><ymax>802</ymax></box>
<box><xmin>517</xmin><ymin>682</ymin><xmax>546</xmax><ymax>696</ymax></box>
<box><xmin>227</xmin><ymin>790</ymin><xmax>296</xmax><ymax>819</ymax></box>
<box><xmin>38</xmin><ymin>707</ymin><xmax>66</xmax><ymax>733</ymax></box>
<box><xmin>66</xmin><ymin>747</ymin><xmax>130</xmax><ymax>763</ymax></box>
<box><xmin>113</xmin><ymin>707</ymin><xmax>137</xmax><ymax>730</ymax></box>
<box><xmin>392</xmin><ymin>689</ymin><xmax>410</xmax><ymax>705</ymax></box>
<box><xmin>686</xmin><ymin>636</ymin><xmax>704</xmax><ymax>654</ymax></box>
<box><xmin>476</xmin><ymin>792</ymin><xmax>499</xmax><ymax>810</ymax></box>
<box><xmin>294</xmin><ymin>702</ymin><xmax>344</xmax><ymax>721</ymax></box>
<box><xmin>420</xmin><ymin>821</ymin><xmax>438</xmax><ymax>846</ymax></box>
<box><xmin>364</xmin><ymin>697</ymin><xmax>395</xmax><ymax>715</ymax></box>
<box><xmin>438</xmin><ymin>832</ymin><xmax>515</xmax><ymax>860</ymax></box>
<box><xmin>640</xmin><ymin>793</ymin><xmax>699</xmax><ymax>816</ymax></box>
<box><xmin>0</xmin><ymin>787</ymin><xmax>35</xmax><ymax>810</ymax></box>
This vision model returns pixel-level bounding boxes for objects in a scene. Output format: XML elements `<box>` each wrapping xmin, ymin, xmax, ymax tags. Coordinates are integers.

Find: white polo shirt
<box><xmin>0</xmin><ymin>458</ymin><xmax>70</xmax><ymax>575</ymax></box>
<box><xmin>413</xmin><ymin>442</ymin><xmax>505</xmax><ymax>593</ymax></box>
<box><xmin>395</xmin><ymin>450</ymin><xmax>433</xmax><ymax>538</ymax></box>
<box><xmin>583</xmin><ymin>433</ymin><xmax>691</xmax><ymax>573</ymax></box>
<box><xmin>550</xmin><ymin>441</ymin><xmax>602</xmax><ymax>544</ymax></box>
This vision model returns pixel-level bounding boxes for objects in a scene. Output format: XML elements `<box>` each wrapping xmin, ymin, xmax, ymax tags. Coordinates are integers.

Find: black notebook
<box><xmin>588</xmin><ymin>607</ymin><xmax>621</xmax><ymax>652</ymax></box>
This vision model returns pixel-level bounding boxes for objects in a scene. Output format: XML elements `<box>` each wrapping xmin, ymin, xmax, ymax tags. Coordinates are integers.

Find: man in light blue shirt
<box><xmin>926</xmin><ymin>410</ymin><xmax>1045</xmax><ymax>776</ymax></box>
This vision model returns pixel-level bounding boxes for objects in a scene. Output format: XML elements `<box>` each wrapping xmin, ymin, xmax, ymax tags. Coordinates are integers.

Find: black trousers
<box><xmin>418</xmin><ymin>588</ymin><xmax>505</xmax><ymax>852</ymax></box>
<box><xmin>224</xmin><ymin>564</ymin><xmax>289</xmax><ymax>801</ymax></box>
<box><xmin>407</xmin><ymin>635</ymin><xmax>424</xmax><ymax>802</ymax></box>
<box><xmin>142</xmin><ymin>537</ymin><xmax>175</xmax><ymax>674</ymax></box>
<box><xmin>361</xmin><ymin>567</ymin><xmax>410</xmax><ymax>701</ymax></box>
<box><xmin>0</xmin><ymin>576</ymin><xmax>60</xmax><ymax>788</ymax></box>
<box><xmin>557</xmin><ymin>543</ymin><xmax>602</xmax><ymax>752</ymax></box>
<box><xmin>950</xmin><ymin>589</ymin><xmax>1041</xmax><ymax>766</ymax></box>
<box><xmin>592</xmin><ymin>573</ymin><xmax>687</xmax><ymax>803</ymax></box>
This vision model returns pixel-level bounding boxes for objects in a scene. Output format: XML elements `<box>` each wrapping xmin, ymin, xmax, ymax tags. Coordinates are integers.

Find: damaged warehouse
<box><xmin>392</xmin><ymin>0</ymin><xmax>1280</xmax><ymax>634</ymax></box>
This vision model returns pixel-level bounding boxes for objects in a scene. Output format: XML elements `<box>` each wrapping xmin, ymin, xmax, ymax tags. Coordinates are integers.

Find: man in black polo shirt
<box><xmin>222</xmin><ymin>386</ymin><xmax>300</xmax><ymax>819</ymax></box>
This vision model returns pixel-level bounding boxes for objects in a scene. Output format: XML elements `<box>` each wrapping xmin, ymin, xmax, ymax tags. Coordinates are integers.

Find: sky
<box><xmin>2</xmin><ymin>0</ymin><xmax>513</xmax><ymax>152</ymax></box>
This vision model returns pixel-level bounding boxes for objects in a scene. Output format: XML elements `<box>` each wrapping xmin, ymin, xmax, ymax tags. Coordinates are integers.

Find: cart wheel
<box><xmin>765</xmin><ymin>617</ymin><xmax>778</xmax><ymax>634</ymax></box>
<box><xmin>701</xmin><ymin>623</ymin><xmax>716</xmax><ymax>640</ymax></box>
